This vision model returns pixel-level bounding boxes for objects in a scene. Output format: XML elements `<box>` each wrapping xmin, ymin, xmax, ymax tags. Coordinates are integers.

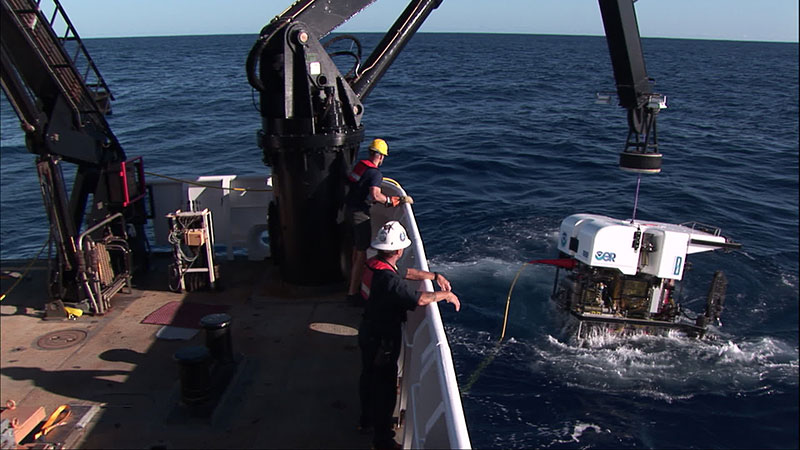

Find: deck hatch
<box><xmin>35</xmin><ymin>329</ymin><xmax>87</xmax><ymax>350</ymax></box>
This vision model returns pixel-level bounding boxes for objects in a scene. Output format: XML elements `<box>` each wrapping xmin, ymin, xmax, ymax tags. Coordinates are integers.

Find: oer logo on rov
<box><xmin>595</xmin><ymin>251</ymin><xmax>616</xmax><ymax>262</ymax></box>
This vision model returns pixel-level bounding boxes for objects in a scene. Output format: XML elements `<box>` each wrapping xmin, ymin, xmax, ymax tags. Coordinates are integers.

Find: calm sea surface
<box><xmin>1</xmin><ymin>33</ymin><xmax>798</xmax><ymax>449</ymax></box>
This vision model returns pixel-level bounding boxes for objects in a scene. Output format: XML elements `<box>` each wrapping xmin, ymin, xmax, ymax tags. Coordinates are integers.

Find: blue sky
<box><xmin>58</xmin><ymin>0</ymin><xmax>798</xmax><ymax>43</ymax></box>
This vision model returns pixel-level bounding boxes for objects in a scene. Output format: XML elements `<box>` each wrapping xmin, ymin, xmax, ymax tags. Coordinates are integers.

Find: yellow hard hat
<box><xmin>369</xmin><ymin>138</ymin><xmax>388</xmax><ymax>156</ymax></box>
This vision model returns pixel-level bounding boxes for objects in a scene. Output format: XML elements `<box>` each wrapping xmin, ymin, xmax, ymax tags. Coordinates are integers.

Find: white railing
<box><xmin>371</xmin><ymin>179</ymin><xmax>472</xmax><ymax>450</ymax></box>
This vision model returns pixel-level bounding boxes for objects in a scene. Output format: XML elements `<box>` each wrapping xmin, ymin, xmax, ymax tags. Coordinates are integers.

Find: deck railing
<box><xmin>373</xmin><ymin>180</ymin><xmax>472</xmax><ymax>449</ymax></box>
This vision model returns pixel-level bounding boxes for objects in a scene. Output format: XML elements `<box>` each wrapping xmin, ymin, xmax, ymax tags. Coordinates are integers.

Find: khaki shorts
<box><xmin>348</xmin><ymin>209</ymin><xmax>372</xmax><ymax>251</ymax></box>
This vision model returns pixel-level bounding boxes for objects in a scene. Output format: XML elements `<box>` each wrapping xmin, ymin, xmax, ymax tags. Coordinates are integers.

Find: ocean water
<box><xmin>1</xmin><ymin>33</ymin><xmax>798</xmax><ymax>449</ymax></box>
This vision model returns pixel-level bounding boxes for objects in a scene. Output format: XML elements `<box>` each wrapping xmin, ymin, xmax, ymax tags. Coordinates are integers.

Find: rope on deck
<box><xmin>0</xmin><ymin>238</ymin><xmax>49</xmax><ymax>302</ymax></box>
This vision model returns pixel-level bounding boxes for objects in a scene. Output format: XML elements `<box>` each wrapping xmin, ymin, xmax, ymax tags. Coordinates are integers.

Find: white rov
<box><xmin>550</xmin><ymin>214</ymin><xmax>741</xmax><ymax>337</ymax></box>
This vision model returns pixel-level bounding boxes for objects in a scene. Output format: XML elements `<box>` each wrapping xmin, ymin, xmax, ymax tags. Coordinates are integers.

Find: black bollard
<box><xmin>173</xmin><ymin>346</ymin><xmax>212</xmax><ymax>408</ymax></box>
<box><xmin>199</xmin><ymin>313</ymin><xmax>234</xmax><ymax>364</ymax></box>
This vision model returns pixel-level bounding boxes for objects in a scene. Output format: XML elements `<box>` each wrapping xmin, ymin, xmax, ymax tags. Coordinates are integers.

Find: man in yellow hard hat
<box><xmin>344</xmin><ymin>138</ymin><xmax>412</xmax><ymax>306</ymax></box>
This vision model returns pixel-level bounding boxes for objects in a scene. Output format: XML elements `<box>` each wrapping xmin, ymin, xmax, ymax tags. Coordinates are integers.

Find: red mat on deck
<box><xmin>141</xmin><ymin>301</ymin><xmax>229</xmax><ymax>329</ymax></box>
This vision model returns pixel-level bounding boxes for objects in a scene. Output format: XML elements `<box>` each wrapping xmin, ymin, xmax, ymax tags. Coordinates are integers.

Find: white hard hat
<box><xmin>371</xmin><ymin>220</ymin><xmax>412</xmax><ymax>251</ymax></box>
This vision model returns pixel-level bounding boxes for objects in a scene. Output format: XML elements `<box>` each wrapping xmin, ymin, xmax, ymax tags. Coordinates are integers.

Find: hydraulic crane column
<box><xmin>248</xmin><ymin>0</ymin><xmax>442</xmax><ymax>285</ymax></box>
<box><xmin>249</xmin><ymin>21</ymin><xmax>366</xmax><ymax>285</ymax></box>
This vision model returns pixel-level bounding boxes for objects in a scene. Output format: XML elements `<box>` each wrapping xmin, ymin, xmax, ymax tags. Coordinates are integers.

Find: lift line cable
<box><xmin>462</xmin><ymin>261</ymin><xmax>532</xmax><ymax>393</ymax></box>
<box><xmin>631</xmin><ymin>174</ymin><xmax>642</xmax><ymax>223</ymax></box>
<box><xmin>144</xmin><ymin>171</ymin><xmax>271</xmax><ymax>192</ymax></box>
<box><xmin>0</xmin><ymin>237</ymin><xmax>50</xmax><ymax>302</ymax></box>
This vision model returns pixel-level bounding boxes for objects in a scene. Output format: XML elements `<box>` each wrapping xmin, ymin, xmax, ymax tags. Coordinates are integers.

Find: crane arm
<box><xmin>349</xmin><ymin>0</ymin><xmax>442</xmax><ymax>99</ymax></box>
<box><xmin>266</xmin><ymin>0</ymin><xmax>378</xmax><ymax>41</ymax></box>
<box><xmin>598</xmin><ymin>0</ymin><xmax>666</xmax><ymax>173</ymax></box>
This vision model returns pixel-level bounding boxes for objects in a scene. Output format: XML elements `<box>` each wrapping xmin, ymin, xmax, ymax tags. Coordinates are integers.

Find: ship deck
<box><xmin>1</xmin><ymin>253</ymin><xmax>374</xmax><ymax>449</ymax></box>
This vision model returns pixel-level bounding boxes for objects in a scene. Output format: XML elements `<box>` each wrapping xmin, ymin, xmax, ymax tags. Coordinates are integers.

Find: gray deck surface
<box><xmin>1</xmin><ymin>254</ymin><xmax>374</xmax><ymax>449</ymax></box>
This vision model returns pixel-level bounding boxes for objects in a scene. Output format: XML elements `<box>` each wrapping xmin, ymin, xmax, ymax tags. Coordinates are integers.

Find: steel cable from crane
<box><xmin>631</xmin><ymin>174</ymin><xmax>642</xmax><ymax>223</ymax></box>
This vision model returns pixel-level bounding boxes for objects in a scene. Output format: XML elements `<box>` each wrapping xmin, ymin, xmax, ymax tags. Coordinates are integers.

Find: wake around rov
<box><xmin>546</xmin><ymin>214</ymin><xmax>741</xmax><ymax>339</ymax></box>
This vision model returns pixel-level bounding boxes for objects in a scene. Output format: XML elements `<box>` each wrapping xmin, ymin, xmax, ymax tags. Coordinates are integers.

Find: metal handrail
<box><xmin>76</xmin><ymin>212</ymin><xmax>125</xmax><ymax>313</ymax></box>
<box><xmin>39</xmin><ymin>0</ymin><xmax>114</xmax><ymax>101</ymax></box>
<box><xmin>373</xmin><ymin>179</ymin><xmax>472</xmax><ymax>449</ymax></box>
<box><xmin>77</xmin><ymin>212</ymin><xmax>125</xmax><ymax>252</ymax></box>
<box><xmin>680</xmin><ymin>221</ymin><xmax>722</xmax><ymax>236</ymax></box>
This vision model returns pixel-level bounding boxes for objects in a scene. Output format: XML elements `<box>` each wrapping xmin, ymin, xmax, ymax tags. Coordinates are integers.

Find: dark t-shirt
<box><xmin>363</xmin><ymin>264</ymin><xmax>418</xmax><ymax>331</ymax></box>
<box><xmin>345</xmin><ymin>162</ymin><xmax>383</xmax><ymax>213</ymax></box>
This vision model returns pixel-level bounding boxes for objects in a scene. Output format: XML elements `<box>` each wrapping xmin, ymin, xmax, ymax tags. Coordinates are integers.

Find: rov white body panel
<box><xmin>558</xmin><ymin>214</ymin><xmax>728</xmax><ymax>280</ymax></box>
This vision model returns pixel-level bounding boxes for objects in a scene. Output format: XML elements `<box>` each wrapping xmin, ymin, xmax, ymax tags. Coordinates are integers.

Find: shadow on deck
<box><xmin>1</xmin><ymin>253</ymin><xmax>371</xmax><ymax>449</ymax></box>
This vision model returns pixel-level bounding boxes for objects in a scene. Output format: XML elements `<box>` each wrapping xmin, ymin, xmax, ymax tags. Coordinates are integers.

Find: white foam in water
<box><xmin>780</xmin><ymin>271</ymin><xmax>798</xmax><ymax>288</ymax></box>
<box><xmin>541</xmin><ymin>421</ymin><xmax>610</xmax><ymax>446</ymax></box>
<box><xmin>569</xmin><ymin>422</ymin><xmax>606</xmax><ymax>442</ymax></box>
<box><xmin>529</xmin><ymin>330</ymin><xmax>799</xmax><ymax>402</ymax></box>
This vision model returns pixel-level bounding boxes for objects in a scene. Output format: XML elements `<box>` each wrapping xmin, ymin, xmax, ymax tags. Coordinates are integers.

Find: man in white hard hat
<box><xmin>344</xmin><ymin>138</ymin><xmax>413</xmax><ymax>307</ymax></box>
<box><xmin>357</xmin><ymin>220</ymin><xmax>459</xmax><ymax>449</ymax></box>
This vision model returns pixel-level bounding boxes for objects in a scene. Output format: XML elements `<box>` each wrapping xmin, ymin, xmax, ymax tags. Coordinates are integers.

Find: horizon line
<box><xmin>80</xmin><ymin>31</ymin><xmax>799</xmax><ymax>44</ymax></box>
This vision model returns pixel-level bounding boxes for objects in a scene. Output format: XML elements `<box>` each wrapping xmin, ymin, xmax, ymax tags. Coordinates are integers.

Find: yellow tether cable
<box><xmin>144</xmin><ymin>171</ymin><xmax>271</xmax><ymax>192</ymax></box>
<box><xmin>0</xmin><ymin>238</ymin><xmax>49</xmax><ymax>302</ymax></box>
<box><xmin>499</xmin><ymin>261</ymin><xmax>531</xmax><ymax>342</ymax></box>
<box><xmin>462</xmin><ymin>261</ymin><xmax>531</xmax><ymax>393</ymax></box>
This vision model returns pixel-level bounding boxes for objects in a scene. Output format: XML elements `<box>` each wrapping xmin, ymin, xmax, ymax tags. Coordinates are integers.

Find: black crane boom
<box><xmin>599</xmin><ymin>0</ymin><xmax>665</xmax><ymax>173</ymax></box>
<box><xmin>248</xmin><ymin>0</ymin><xmax>665</xmax><ymax>284</ymax></box>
